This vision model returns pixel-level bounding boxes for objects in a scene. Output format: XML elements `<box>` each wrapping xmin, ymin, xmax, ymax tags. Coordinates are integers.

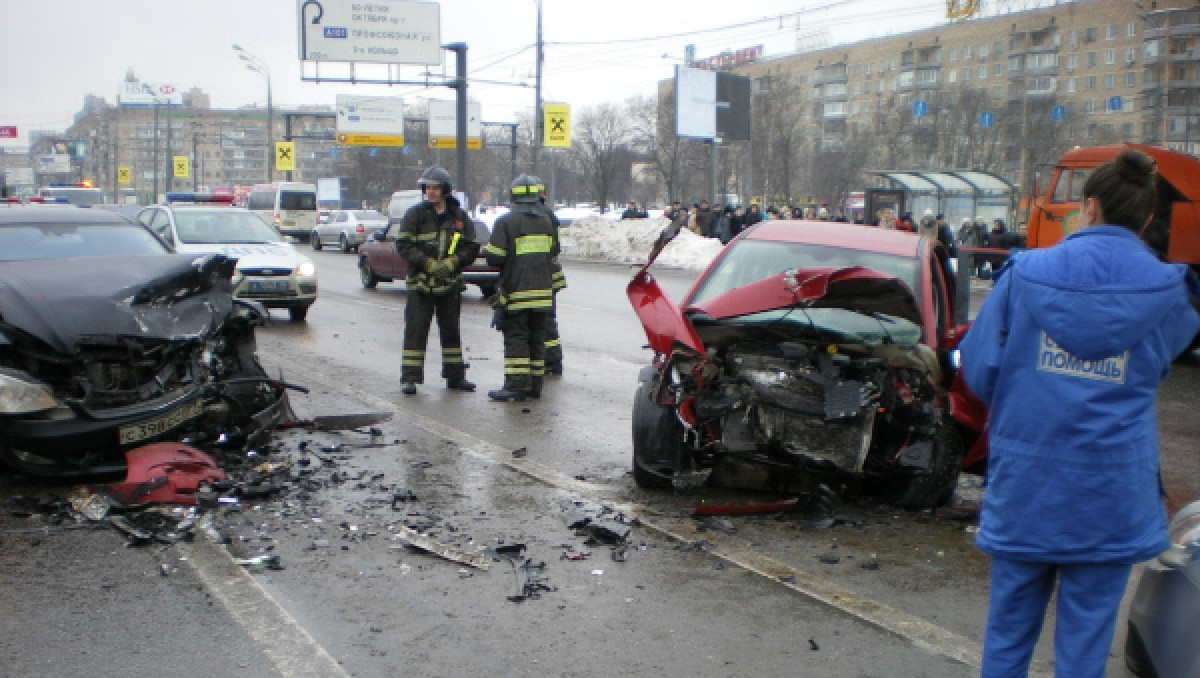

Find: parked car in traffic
<box><xmin>0</xmin><ymin>206</ymin><xmax>286</xmax><ymax>476</ymax></box>
<box><xmin>312</xmin><ymin>209</ymin><xmax>388</xmax><ymax>253</ymax></box>
<box><xmin>1124</xmin><ymin>498</ymin><xmax>1200</xmax><ymax>678</ymax></box>
<box><xmin>139</xmin><ymin>193</ymin><xmax>318</xmax><ymax>322</ymax></box>
<box><xmin>627</xmin><ymin>219</ymin><xmax>985</xmax><ymax>508</ymax></box>
<box><xmin>357</xmin><ymin>218</ymin><xmax>499</xmax><ymax>298</ymax></box>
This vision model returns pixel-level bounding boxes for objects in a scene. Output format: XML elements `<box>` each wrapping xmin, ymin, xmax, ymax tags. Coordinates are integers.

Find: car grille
<box><xmin>238</xmin><ymin>267</ymin><xmax>292</xmax><ymax>277</ymax></box>
<box><xmin>35</xmin><ymin>338</ymin><xmax>203</xmax><ymax>409</ymax></box>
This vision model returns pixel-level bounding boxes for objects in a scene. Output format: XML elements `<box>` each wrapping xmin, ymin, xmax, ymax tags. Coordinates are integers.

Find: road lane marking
<box><xmin>180</xmin><ymin>535</ymin><xmax>350</xmax><ymax>678</ymax></box>
<box><xmin>278</xmin><ymin>359</ymin><xmax>1056</xmax><ymax>676</ymax></box>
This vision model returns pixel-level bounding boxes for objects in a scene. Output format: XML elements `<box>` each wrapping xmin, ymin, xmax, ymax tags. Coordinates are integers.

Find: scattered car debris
<box><xmin>237</xmin><ymin>554</ymin><xmax>284</xmax><ymax>571</ymax></box>
<box><xmin>391</xmin><ymin>489</ymin><xmax>419</xmax><ymax>509</ymax></box>
<box><xmin>690</xmin><ymin>498</ymin><xmax>801</xmax><ymax>516</ymax></box>
<box><xmin>277</xmin><ymin>412</ymin><xmax>394</xmax><ymax>432</ymax></box>
<box><xmin>89</xmin><ymin>444</ymin><xmax>225</xmax><ymax>507</ymax></box>
<box><xmin>392</xmin><ymin>525</ymin><xmax>491</xmax><ymax>570</ymax></box>
<box><xmin>504</xmin><ymin>548</ymin><xmax>556</xmax><ymax>602</ymax></box>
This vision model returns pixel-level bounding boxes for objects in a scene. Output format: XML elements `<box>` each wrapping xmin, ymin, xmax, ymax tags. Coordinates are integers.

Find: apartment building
<box><xmin>722</xmin><ymin>0</ymin><xmax>1196</xmax><ymax>191</ymax></box>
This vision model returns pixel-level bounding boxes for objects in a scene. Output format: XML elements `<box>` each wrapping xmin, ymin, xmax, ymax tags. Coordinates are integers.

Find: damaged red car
<box><xmin>0</xmin><ymin>207</ymin><xmax>288</xmax><ymax>476</ymax></box>
<box><xmin>628</xmin><ymin>220</ymin><xmax>985</xmax><ymax>509</ymax></box>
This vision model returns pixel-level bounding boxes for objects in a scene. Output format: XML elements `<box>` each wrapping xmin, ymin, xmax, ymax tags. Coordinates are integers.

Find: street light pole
<box><xmin>233</xmin><ymin>44</ymin><xmax>273</xmax><ymax>183</ymax></box>
<box><xmin>533</xmin><ymin>0</ymin><xmax>543</xmax><ymax>174</ymax></box>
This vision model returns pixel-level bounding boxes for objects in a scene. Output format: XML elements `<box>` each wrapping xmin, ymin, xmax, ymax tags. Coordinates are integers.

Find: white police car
<box><xmin>139</xmin><ymin>193</ymin><xmax>317</xmax><ymax>321</ymax></box>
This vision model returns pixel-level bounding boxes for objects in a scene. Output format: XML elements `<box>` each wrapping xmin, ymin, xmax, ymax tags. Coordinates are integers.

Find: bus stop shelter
<box><xmin>865</xmin><ymin>170</ymin><xmax>1016</xmax><ymax>229</ymax></box>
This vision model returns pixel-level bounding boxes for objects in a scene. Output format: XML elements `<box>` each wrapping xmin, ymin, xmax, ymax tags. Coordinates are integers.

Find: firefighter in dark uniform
<box><xmin>396</xmin><ymin>166</ymin><xmax>480</xmax><ymax>395</ymax></box>
<box><xmin>530</xmin><ymin>176</ymin><xmax>566</xmax><ymax>375</ymax></box>
<box><xmin>483</xmin><ymin>175</ymin><xmax>559</xmax><ymax>402</ymax></box>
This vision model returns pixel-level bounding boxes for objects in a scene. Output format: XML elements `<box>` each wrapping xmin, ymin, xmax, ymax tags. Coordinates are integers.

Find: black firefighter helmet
<box><xmin>418</xmin><ymin>166</ymin><xmax>452</xmax><ymax>194</ymax></box>
<box><xmin>510</xmin><ymin>175</ymin><xmax>544</xmax><ymax>204</ymax></box>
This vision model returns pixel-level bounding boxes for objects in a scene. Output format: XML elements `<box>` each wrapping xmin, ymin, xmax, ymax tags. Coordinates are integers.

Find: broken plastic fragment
<box><xmin>393</xmin><ymin>526</ymin><xmax>490</xmax><ymax>570</ymax></box>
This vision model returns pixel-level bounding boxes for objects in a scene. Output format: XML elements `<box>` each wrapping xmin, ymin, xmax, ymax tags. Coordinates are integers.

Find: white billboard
<box><xmin>118</xmin><ymin>81</ymin><xmax>184</xmax><ymax>106</ymax></box>
<box><xmin>298</xmin><ymin>0</ymin><xmax>441</xmax><ymax>65</ymax></box>
<box><xmin>5</xmin><ymin>167</ymin><xmax>34</xmax><ymax>185</ymax></box>
<box><xmin>336</xmin><ymin>94</ymin><xmax>406</xmax><ymax>146</ymax></box>
<box><xmin>35</xmin><ymin>155</ymin><xmax>72</xmax><ymax>174</ymax></box>
<box><xmin>675</xmin><ymin>66</ymin><xmax>716</xmax><ymax>140</ymax></box>
<box><xmin>428</xmin><ymin>100</ymin><xmax>481</xmax><ymax>138</ymax></box>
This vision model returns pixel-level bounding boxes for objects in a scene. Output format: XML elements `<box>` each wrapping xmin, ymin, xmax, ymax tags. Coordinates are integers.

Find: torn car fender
<box><xmin>627</xmin><ymin>269</ymin><xmax>704</xmax><ymax>358</ymax></box>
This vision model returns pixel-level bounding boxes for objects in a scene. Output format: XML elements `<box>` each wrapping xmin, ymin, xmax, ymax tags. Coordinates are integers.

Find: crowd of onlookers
<box><xmin>619</xmin><ymin>200</ymin><xmax>1023</xmax><ymax>278</ymax></box>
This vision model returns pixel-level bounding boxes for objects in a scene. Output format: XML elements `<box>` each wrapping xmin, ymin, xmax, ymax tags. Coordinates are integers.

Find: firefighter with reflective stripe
<box><xmin>530</xmin><ymin>176</ymin><xmax>566</xmax><ymax>375</ymax></box>
<box><xmin>483</xmin><ymin>175</ymin><xmax>559</xmax><ymax>402</ymax></box>
<box><xmin>395</xmin><ymin>166</ymin><xmax>480</xmax><ymax>395</ymax></box>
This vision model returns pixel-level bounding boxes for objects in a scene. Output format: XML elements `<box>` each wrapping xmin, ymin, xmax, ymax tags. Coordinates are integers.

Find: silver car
<box><xmin>1124</xmin><ymin>498</ymin><xmax>1200</xmax><ymax>678</ymax></box>
<box><xmin>312</xmin><ymin>209</ymin><xmax>388</xmax><ymax>253</ymax></box>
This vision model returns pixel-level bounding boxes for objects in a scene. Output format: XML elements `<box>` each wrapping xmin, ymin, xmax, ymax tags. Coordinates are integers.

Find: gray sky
<box><xmin>2</xmin><ymin>0</ymin><xmax>949</xmax><ymax>148</ymax></box>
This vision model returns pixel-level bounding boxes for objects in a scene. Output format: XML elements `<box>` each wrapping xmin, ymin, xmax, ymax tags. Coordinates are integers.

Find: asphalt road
<box><xmin>2</xmin><ymin>248</ymin><xmax>1196</xmax><ymax>677</ymax></box>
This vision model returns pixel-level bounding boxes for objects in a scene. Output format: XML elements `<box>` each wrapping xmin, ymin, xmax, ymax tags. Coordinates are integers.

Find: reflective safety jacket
<box><xmin>959</xmin><ymin>225</ymin><xmax>1200</xmax><ymax>563</ymax></box>
<box><xmin>484</xmin><ymin>204</ymin><xmax>559</xmax><ymax>312</ymax></box>
<box><xmin>395</xmin><ymin>195</ymin><xmax>479</xmax><ymax>295</ymax></box>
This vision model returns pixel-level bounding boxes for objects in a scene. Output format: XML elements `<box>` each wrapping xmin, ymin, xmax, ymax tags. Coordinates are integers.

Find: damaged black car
<box><xmin>0</xmin><ymin>207</ymin><xmax>287</xmax><ymax>475</ymax></box>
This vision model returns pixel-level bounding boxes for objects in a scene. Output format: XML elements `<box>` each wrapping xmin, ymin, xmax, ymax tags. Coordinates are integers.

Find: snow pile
<box><xmin>559</xmin><ymin>217</ymin><xmax>724</xmax><ymax>270</ymax></box>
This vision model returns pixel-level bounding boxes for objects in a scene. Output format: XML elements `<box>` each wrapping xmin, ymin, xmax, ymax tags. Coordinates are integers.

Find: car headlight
<box><xmin>297</xmin><ymin>260</ymin><xmax>316</xmax><ymax>277</ymax></box>
<box><xmin>0</xmin><ymin>369</ymin><xmax>62</xmax><ymax>415</ymax></box>
<box><xmin>1159</xmin><ymin>499</ymin><xmax>1200</xmax><ymax>568</ymax></box>
<box><xmin>231</xmin><ymin>271</ymin><xmax>245</xmax><ymax>288</ymax></box>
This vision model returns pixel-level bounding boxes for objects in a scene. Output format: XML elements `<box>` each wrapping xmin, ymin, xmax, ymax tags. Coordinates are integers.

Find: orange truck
<box><xmin>1025</xmin><ymin>143</ymin><xmax>1200</xmax><ymax>275</ymax></box>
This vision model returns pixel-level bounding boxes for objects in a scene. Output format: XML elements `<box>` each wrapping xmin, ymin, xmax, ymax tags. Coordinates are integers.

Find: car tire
<box><xmin>360</xmin><ymin>259</ymin><xmax>378</xmax><ymax>289</ymax></box>
<box><xmin>631</xmin><ymin>377</ymin><xmax>684</xmax><ymax>490</ymax></box>
<box><xmin>339</xmin><ymin>234</ymin><xmax>351</xmax><ymax>253</ymax></box>
<box><xmin>289</xmin><ymin>305</ymin><xmax>310</xmax><ymax>323</ymax></box>
<box><xmin>891</xmin><ymin>424</ymin><xmax>965</xmax><ymax>510</ymax></box>
<box><xmin>311</xmin><ymin>233</ymin><xmax>322</xmax><ymax>250</ymax></box>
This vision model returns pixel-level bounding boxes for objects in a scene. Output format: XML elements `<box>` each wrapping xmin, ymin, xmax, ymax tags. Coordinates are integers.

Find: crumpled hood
<box><xmin>0</xmin><ymin>254</ymin><xmax>236</xmax><ymax>354</ymax></box>
<box><xmin>1013</xmin><ymin>226</ymin><xmax>1192</xmax><ymax>360</ymax></box>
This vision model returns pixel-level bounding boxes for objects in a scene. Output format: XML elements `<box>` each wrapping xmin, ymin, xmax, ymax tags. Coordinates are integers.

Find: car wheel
<box><xmin>339</xmin><ymin>234</ymin><xmax>351</xmax><ymax>253</ymax></box>
<box><xmin>288</xmin><ymin>305</ymin><xmax>310</xmax><ymax>322</ymax></box>
<box><xmin>311</xmin><ymin>232</ymin><xmax>322</xmax><ymax>250</ymax></box>
<box><xmin>891</xmin><ymin>424</ymin><xmax>965</xmax><ymax>510</ymax></box>
<box><xmin>1123</xmin><ymin>623</ymin><xmax>1155</xmax><ymax>678</ymax></box>
<box><xmin>360</xmin><ymin>259</ymin><xmax>378</xmax><ymax>289</ymax></box>
<box><xmin>631</xmin><ymin>377</ymin><xmax>684</xmax><ymax>490</ymax></box>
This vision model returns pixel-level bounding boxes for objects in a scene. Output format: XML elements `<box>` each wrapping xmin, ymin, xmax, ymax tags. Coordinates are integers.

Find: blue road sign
<box><xmin>979</xmin><ymin>111</ymin><xmax>993</xmax><ymax>128</ymax></box>
<box><xmin>1108</xmin><ymin>96</ymin><xmax>1122</xmax><ymax>112</ymax></box>
<box><xmin>402</xmin><ymin>145</ymin><xmax>411</xmax><ymax>155</ymax></box>
<box><xmin>913</xmin><ymin>100</ymin><xmax>928</xmax><ymax>117</ymax></box>
<box><xmin>369</xmin><ymin>148</ymin><xmax>377</xmax><ymax>157</ymax></box>
<box><xmin>330</xmin><ymin>148</ymin><xmax>338</xmax><ymax>157</ymax></box>
<box><xmin>1052</xmin><ymin>105</ymin><xmax>1066</xmax><ymax>122</ymax></box>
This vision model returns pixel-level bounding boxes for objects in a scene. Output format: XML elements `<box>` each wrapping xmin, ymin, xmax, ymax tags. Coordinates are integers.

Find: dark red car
<box><xmin>357</xmin><ymin>219</ymin><xmax>499</xmax><ymax>297</ymax></box>
<box><xmin>627</xmin><ymin>220</ymin><xmax>986</xmax><ymax>508</ymax></box>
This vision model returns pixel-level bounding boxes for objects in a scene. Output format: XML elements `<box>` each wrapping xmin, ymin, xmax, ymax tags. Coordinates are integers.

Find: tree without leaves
<box><xmin>568</xmin><ymin>103</ymin><xmax>634</xmax><ymax>212</ymax></box>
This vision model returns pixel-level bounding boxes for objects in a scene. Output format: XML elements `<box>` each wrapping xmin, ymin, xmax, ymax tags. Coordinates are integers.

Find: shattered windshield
<box><xmin>688</xmin><ymin>239</ymin><xmax>918</xmax><ymax>306</ymax></box>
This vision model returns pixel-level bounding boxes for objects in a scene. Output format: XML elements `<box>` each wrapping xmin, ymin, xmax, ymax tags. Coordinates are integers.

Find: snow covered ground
<box><xmin>474</xmin><ymin>206</ymin><xmax>723</xmax><ymax>271</ymax></box>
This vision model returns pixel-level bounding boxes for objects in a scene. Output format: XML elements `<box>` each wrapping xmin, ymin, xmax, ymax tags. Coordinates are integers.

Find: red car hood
<box><xmin>628</xmin><ymin>266</ymin><xmax>921</xmax><ymax>356</ymax></box>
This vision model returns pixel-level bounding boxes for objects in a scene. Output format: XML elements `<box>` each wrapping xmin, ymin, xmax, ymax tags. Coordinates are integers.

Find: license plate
<box><xmin>118</xmin><ymin>400</ymin><xmax>205</xmax><ymax>445</ymax></box>
<box><xmin>248</xmin><ymin>279</ymin><xmax>289</xmax><ymax>292</ymax></box>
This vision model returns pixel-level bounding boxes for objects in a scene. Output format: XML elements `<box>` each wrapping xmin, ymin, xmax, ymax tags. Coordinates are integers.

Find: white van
<box><xmin>246</xmin><ymin>182</ymin><xmax>318</xmax><ymax>242</ymax></box>
<box><xmin>385</xmin><ymin>189</ymin><xmax>471</xmax><ymax>220</ymax></box>
<box><xmin>386</xmin><ymin>189</ymin><xmax>423</xmax><ymax>220</ymax></box>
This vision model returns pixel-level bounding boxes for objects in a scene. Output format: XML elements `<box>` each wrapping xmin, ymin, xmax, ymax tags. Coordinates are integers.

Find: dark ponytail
<box><xmin>1081</xmin><ymin>149</ymin><xmax>1157</xmax><ymax>233</ymax></box>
